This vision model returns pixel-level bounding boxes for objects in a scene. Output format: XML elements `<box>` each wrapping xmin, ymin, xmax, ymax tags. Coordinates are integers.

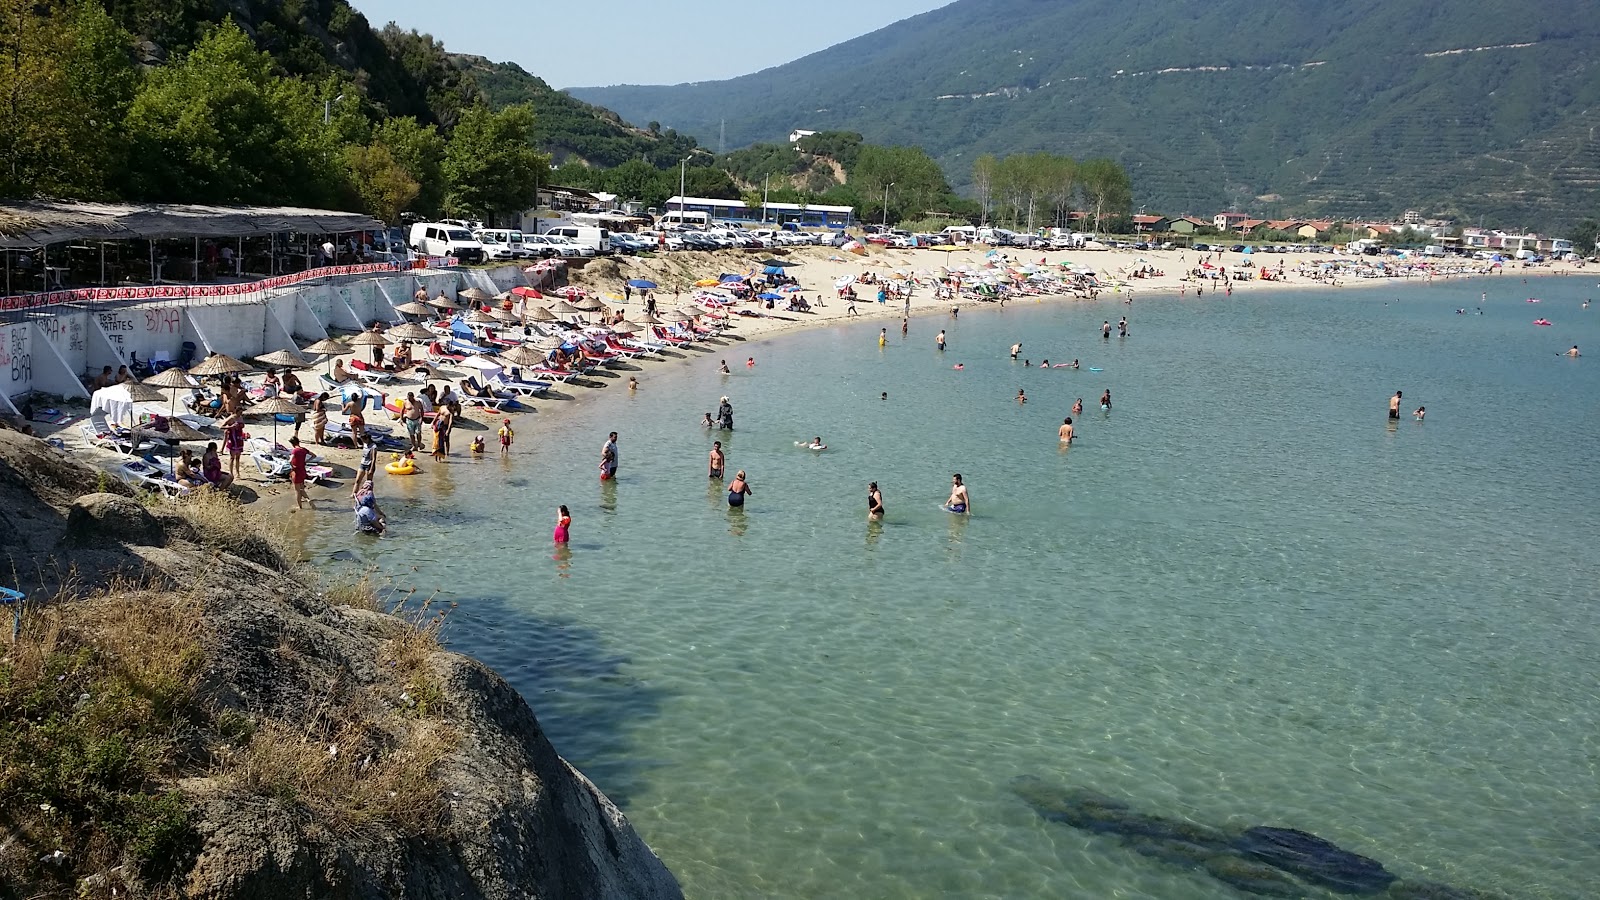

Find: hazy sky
<box><xmin>350</xmin><ymin>0</ymin><xmax>953</xmax><ymax>88</ymax></box>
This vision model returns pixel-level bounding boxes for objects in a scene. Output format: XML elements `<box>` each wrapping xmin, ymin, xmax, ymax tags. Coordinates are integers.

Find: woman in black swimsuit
<box><xmin>867</xmin><ymin>482</ymin><xmax>885</xmax><ymax>520</ymax></box>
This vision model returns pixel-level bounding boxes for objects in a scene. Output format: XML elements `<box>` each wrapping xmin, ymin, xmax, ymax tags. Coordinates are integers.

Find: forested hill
<box><xmin>569</xmin><ymin>0</ymin><xmax>1600</xmax><ymax>228</ymax></box>
<box><xmin>93</xmin><ymin>0</ymin><xmax>695</xmax><ymax>167</ymax></box>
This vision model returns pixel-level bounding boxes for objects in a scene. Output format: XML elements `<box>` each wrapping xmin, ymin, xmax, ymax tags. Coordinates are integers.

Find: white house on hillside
<box><xmin>789</xmin><ymin>129</ymin><xmax>817</xmax><ymax>143</ymax></box>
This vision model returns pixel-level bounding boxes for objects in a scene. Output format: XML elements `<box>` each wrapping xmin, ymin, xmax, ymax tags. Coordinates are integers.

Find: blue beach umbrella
<box><xmin>719</xmin><ymin>273</ymin><xmax>744</xmax><ymax>283</ymax></box>
<box><xmin>757</xmin><ymin>292</ymin><xmax>783</xmax><ymax>300</ymax></box>
<box><xmin>627</xmin><ymin>279</ymin><xmax>658</xmax><ymax>289</ymax></box>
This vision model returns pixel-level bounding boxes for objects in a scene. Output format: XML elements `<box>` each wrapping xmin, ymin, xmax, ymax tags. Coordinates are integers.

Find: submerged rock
<box><xmin>1386</xmin><ymin>881</ymin><xmax>1509</xmax><ymax>900</ymax></box>
<box><xmin>1237</xmin><ymin>826</ymin><xmax>1396</xmax><ymax>895</ymax></box>
<box><xmin>1202</xmin><ymin>854</ymin><xmax>1307</xmax><ymax>897</ymax></box>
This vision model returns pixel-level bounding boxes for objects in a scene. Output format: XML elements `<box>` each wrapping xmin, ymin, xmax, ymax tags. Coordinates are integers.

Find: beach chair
<box><xmin>490</xmin><ymin>373</ymin><xmax>551</xmax><ymax>398</ymax></box>
<box><xmin>348</xmin><ymin>359</ymin><xmax>397</xmax><ymax>385</ymax></box>
<box><xmin>81</xmin><ymin>412</ymin><xmax>136</xmax><ymax>455</ymax></box>
<box><xmin>118</xmin><ymin>460</ymin><xmax>189</xmax><ymax>498</ymax></box>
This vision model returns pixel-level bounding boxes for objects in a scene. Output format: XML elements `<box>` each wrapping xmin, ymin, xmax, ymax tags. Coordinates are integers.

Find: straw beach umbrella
<box><xmin>467</xmin><ymin>309</ymin><xmax>498</xmax><ymax>325</ymax></box>
<box><xmin>393</xmin><ymin>300</ymin><xmax>434</xmax><ymax>317</ymax></box>
<box><xmin>612</xmin><ymin>320</ymin><xmax>642</xmax><ymax>333</ymax></box>
<box><xmin>459</xmin><ymin>286</ymin><xmax>492</xmax><ymax>303</ymax></box>
<box><xmin>662</xmin><ymin>309</ymin><xmax>693</xmax><ymax>323</ymax></box>
<box><xmin>638</xmin><ymin>312</ymin><xmax>664</xmax><ymax>325</ymax></box>
<box><xmin>386</xmin><ymin>322</ymin><xmax>434</xmax><ymax>342</ymax></box>
<box><xmin>496</xmin><ymin>343</ymin><xmax>549</xmax><ymax>369</ymax></box>
<box><xmin>572</xmin><ymin>297</ymin><xmax>603</xmax><ymax>311</ymax></box>
<box><xmin>253</xmin><ymin>348</ymin><xmax>313</xmax><ymax>369</ymax></box>
<box><xmin>348</xmin><ymin>330</ymin><xmax>390</xmax><ymax>349</ymax></box>
<box><xmin>246</xmin><ymin>396</ymin><xmax>306</xmax><ymax>445</ymax></box>
<box><xmin>188</xmin><ymin>353</ymin><xmax>252</xmax><ymax>378</ymax></box>
<box><xmin>526</xmin><ymin>306</ymin><xmax>558</xmax><ymax>322</ymax></box>
<box><xmin>491</xmin><ymin>308</ymin><xmax>521</xmax><ymax>324</ymax></box>
<box><xmin>426</xmin><ymin>294</ymin><xmax>459</xmax><ymax>310</ymax></box>
<box><xmin>143</xmin><ymin>367</ymin><xmax>197</xmax><ymax>418</ymax></box>
<box><xmin>301</xmin><ymin>338</ymin><xmax>350</xmax><ymax>375</ymax></box>
<box><xmin>551</xmin><ymin>300</ymin><xmax>582</xmax><ymax>317</ymax></box>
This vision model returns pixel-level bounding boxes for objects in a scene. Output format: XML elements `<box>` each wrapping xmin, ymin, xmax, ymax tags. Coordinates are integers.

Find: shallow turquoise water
<box><xmin>306</xmin><ymin>278</ymin><xmax>1600</xmax><ymax>898</ymax></box>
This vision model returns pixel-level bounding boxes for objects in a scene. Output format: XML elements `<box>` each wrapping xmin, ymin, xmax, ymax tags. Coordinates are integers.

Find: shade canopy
<box><xmin>0</xmin><ymin>199</ymin><xmax>385</xmax><ymax>249</ymax></box>
<box><xmin>392</xmin><ymin>300</ymin><xmax>434</xmax><ymax>316</ymax></box>
<box><xmin>467</xmin><ymin>309</ymin><xmax>498</xmax><ymax>324</ymax></box>
<box><xmin>426</xmin><ymin>295</ymin><xmax>460</xmax><ymax>309</ymax></box>
<box><xmin>301</xmin><ymin>338</ymin><xmax>350</xmax><ymax>356</ymax></box>
<box><xmin>386</xmin><ymin>322</ymin><xmax>435</xmax><ymax>342</ymax></box>
<box><xmin>759</xmin><ymin>258</ymin><xmax>796</xmax><ymax>267</ymax></box>
<box><xmin>662</xmin><ymin>310</ymin><xmax>693</xmax><ymax>322</ymax></box>
<box><xmin>526</xmin><ymin>306</ymin><xmax>558</xmax><ymax>322</ymax></box>
<box><xmin>458</xmin><ymin>355</ymin><xmax>505</xmax><ymax>372</ymax></box>
<box><xmin>491</xmin><ymin>308</ymin><xmax>521</xmax><ymax>323</ymax></box>
<box><xmin>459</xmin><ymin>287</ymin><xmax>492</xmax><ymax>301</ymax></box>
<box><xmin>153</xmin><ymin>418</ymin><xmax>211</xmax><ymax>442</ymax></box>
<box><xmin>550</xmin><ymin>301</ymin><xmax>582</xmax><ymax>316</ymax></box>
<box><xmin>612</xmin><ymin>321</ymin><xmax>642</xmax><ymax>334</ymax></box>
<box><xmin>246</xmin><ymin>397</ymin><xmax>306</xmax><ymax>416</ymax></box>
<box><xmin>142</xmin><ymin>368</ymin><xmax>196</xmax><ymax>389</ymax></box>
<box><xmin>638</xmin><ymin>312</ymin><xmax>664</xmax><ymax>324</ymax></box>
<box><xmin>188</xmin><ymin>353</ymin><xmax>253</xmax><ymax>377</ymax></box>
<box><xmin>572</xmin><ymin>297</ymin><xmax>603</xmax><ymax>311</ymax></box>
<box><xmin>627</xmin><ymin>279</ymin><xmax>658</xmax><ymax>289</ymax></box>
<box><xmin>510</xmin><ymin>286</ymin><xmax>543</xmax><ymax>300</ymax></box>
<box><xmin>99</xmin><ymin>381</ymin><xmax>165</xmax><ymax>403</ymax></box>
<box><xmin>496</xmin><ymin>344</ymin><xmax>549</xmax><ymax>368</ymax></box>
<box><xmin>253</xmin><ymin>348</ymin><xmax>314</xmax><ymax>369</ymax></box>
<box><xmin>348</xmin><ymin>330</ymin><xmax>390</xmax><ymax>347</ymax></box>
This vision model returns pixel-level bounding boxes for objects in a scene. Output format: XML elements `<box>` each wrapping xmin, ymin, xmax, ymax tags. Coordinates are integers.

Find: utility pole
<box><xmin>679</xmin><ymin>155</ymin><xmax>692</xmax><ymax>227</ymax></box>
<box><xmin>883</xmin><ymin>183</ymin><xmax>894</xmax><ymax>230</ymax></box>
<box><xmin>762</xmin><ymin>174</ymin><xmax>770</xmax><ymax>226</ymax></box>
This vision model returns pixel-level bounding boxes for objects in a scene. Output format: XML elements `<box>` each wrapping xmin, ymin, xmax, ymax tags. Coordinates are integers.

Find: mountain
<box><xmin>569</xmin><ymin>0</ymin><xmax>1600</xmax><ymax>229</ymax></box>
<box><xmin>451</xmin><ymin>55</ymin><xmax>701</xmax><ymax>168</ymax></box>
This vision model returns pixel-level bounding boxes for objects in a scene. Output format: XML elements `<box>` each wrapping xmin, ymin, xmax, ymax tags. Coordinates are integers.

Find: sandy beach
<box><xmin>35</xmin><ymin>244</ymin><xmax>1590</xmax><ymax>520</ymax></box>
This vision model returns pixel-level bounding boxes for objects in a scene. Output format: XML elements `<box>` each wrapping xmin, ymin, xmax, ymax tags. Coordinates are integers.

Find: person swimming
<box><xmin>804</xmin><ymin>436</ymin><xmax>827</xmax><ymax>450</ymax></box>
<box><xmin>1039</xmin><ymin>359</ymin><xmax>1049</xmax><ymax>368</ymax></box>
<box><xmin>1072</xmin><ymin>397</ymin><xmax>1083</xmax><ymax>415</ymax></box>
<box><xmin>719</xmin><ymin>360</ymin><xmax>731</xmax><ymax>374</ymax></box>
<box><xmin>1016</xmin><ymin>388</ymin><xmax>1026</xmax><ymax>403</ymax></box>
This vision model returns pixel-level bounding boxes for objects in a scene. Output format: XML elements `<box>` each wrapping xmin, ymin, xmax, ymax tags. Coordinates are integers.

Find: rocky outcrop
<box><xmin>0</xmin><ymin>430</ymin><xmax>681</xmax><ymax>900</ymax></box>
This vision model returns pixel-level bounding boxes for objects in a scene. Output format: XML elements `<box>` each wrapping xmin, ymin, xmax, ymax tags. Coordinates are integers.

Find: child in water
<box><xmin>498</xmin><ymin>419</ymin><xmax>514</xmax><ymax>455</ymax></box>
<box><xmin>469</xmin><ymin>435</ymin><xmax>486</xmax><ymax>454</ymax></box>
<box><xmin>553</xmin><ymin>505</ymin><xmax>570</xmax><ymax>543</ymax></box>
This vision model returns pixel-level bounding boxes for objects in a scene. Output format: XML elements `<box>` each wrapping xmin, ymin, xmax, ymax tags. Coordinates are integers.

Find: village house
<box><xmin>1213</xmin><ymin>211</ymin><xmax>1250</xmax><ymax>230</ymax></box>
<box><xmin>1167</xmin><ymin>216</ymin><xmax>1210</xmax><ymax>235</ymax></box>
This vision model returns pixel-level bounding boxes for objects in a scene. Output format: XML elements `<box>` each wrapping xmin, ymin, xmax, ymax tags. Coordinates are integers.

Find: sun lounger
<box><xmin>490</xmin><ymin>374</ymin><xmax>551</xmax><ymax>398</ymax></box>
<box><xmin>118</xmin><ymin>460</ymin><xmax>189</xmax><ymax>497</ymax></box>
<box><xmin>81</xmin><ymin>413</ymin><xmax>137</xmax><ymax>455</ymax></box>
<box><xmin>348</xmin><ymin>359</ymin><xmax>398</xmax><ymax>384</ymax></box>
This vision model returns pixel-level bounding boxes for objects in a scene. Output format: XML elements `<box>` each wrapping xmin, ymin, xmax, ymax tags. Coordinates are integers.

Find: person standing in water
<box><xmin>709</xmin><ymin>440</ymin><xmax>724</xmax><ymax>479</ymax></box>
<box><xmin>1072</xmin><ymin>397</ymin><xmax>1084</xmax><ymax>415</ymax></box>
<box><xmin>879</xmin><ymin>328</ymin><xmax>888</xmax><ymax>347</ymax></box>
<box><xmin>599</xmin><ymin>431</ymin><xmax>619</xmax><ymax>481</ymax></box>
<box><xmin>1414</xmin><ymin>406</ymin><xmax>1426</xmax><ymax>420</ymax></box>
<box><xmin>1059</xmin><ymin>417</ymin><xmax>1074</xmax><ymax>444</ymax></box>
<box><xmin>936</xmin><ymin>330</ymin><xmax>946</xmax><ymax>351</ymax></box>
<box><xmin>727</xmin><ymin>470</ymin><xmax>752</xmax><ymax>507</ymax></box>
<box><xmin>1567</xmin><ymin>345</ymin><xmax>1581</xmax><ymax>357</ymax></box>
<box><xmin>1010</xmin><ymin>342</ymin><xmax>1022</xmax><ymax>360</ymax></box>
<box><xmin>1016</xmin><ymin>388</ymin><xmax>1027</xmax><ymax>404</ymax></box>
<box><xmin>1118</xmin><ymin>316</ymin><xmax>1128</xmax><ymax>336</ymax></box>
<box><xmin>1100</xmin><ymin>389</ymin><xmax>1112</xmax><ymax>410</ymax></box>
<box><xmin>553</xmin><ymin>505</ymin><xmax>571</xmax><ymax>543</ymax></box>
<box><xmin>719</xmin><ymin>360</ymin><xmax>731</xmax><ymax>374</ymax></box>
<box><xmin>945</xmin><ymin>473</ymin><xmax>970</xmax><ymax>514</ymax></box>
<box><xmin>867</xmin><ymin>482</ymin><xmax>885</xmax><ymax>520</ymax></box>
<box><xmin>1101</xmin><ymin>320</ymin><xmax>1112</xmax><ymax>339</ymax></box>
<box><xmin>1389</xmin><ymin>390</ymin><xmax>1402</xmax><ymax>420</ymax></box>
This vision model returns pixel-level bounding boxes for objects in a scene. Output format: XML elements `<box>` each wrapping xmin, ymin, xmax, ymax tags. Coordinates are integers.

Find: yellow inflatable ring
<box><xmin>385</xmin><ymin>454</ymin><xmax>415</xmax><ymax>476</ymax></box>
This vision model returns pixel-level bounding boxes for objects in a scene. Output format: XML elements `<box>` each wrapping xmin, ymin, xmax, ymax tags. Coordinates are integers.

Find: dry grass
<box><xmin>319</xmin><ymin>568</ymin><xmax>385</xmax><ymax>612</ymax></box>
<box><xmin>0</xmin><ymin>581</ymin><xmax>207</xmax><ymax>893</ymax></box>
<box><xmin>165</xmin><ymin>489</ymin><xmax>290</xmax><ymax>571</ymax></box>
<box><xmin>221</xmin><ymin>709</ymin><xmax>456</xmax><ymax>839</ymax></box>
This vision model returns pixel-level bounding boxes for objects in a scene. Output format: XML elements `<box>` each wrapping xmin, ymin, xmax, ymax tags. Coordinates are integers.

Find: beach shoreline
<box><xmin>39</xmin><ymin>244</ymin><xmax>1591</xmax><ymax>519</ymax></box>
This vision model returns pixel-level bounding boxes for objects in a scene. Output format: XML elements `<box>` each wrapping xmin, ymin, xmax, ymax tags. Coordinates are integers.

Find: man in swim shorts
<box><xmin>1389</xmin><ymin>390</ymin><xmax>1402</xmax><ymax>419</ymax></box>
<box><xmin>1011</xmin><ymin>342</ymin><xmax>1021</xmax><ymax>359</ymax></box>
<box><xmin>936</xmin><ymin>330</ymin><xmax>946</xmax><ymax>351</ymax></box>
<box><xmin>945</xmin><ymin>473</ymin><xmax>969</xmax><ymax>514</ymax></box>
<box><xmin>709</xmin><ymin>440</ymin><xmax>724</xmax><ymax>479</ymax></box>
<box><xmin>600</xmin><ymin>431</ymin><xmax>618</xmax><ymax>481</ymax></box>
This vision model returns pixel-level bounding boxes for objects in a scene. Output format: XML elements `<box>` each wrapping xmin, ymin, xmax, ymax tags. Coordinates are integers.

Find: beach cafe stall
<box><xmin>0</xmin><ymin>200</ymin><xmax>390</xmax><ymax>300</ymax></box>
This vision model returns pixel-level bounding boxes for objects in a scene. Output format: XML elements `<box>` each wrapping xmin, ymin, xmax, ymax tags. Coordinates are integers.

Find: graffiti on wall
<box><xmin>0</xmin><ymin>323</ymin><xmax>32</xmax><ymax>392</ymax></box>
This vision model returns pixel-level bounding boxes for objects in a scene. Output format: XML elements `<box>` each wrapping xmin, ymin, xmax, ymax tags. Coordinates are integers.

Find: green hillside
<box><xmin>569</xmin><ymin>0</ymin><xmax>1600</xmax><ymax>228</ymax></box>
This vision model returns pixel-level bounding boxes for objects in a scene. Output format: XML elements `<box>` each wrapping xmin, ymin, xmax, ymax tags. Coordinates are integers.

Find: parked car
<box><xmin>1193</xmin><ymin>243</ymin><xmax>1211</xmax><ymax>251</ymax></box>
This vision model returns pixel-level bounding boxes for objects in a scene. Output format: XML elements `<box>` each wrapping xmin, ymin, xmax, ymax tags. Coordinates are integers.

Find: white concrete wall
<box><xmin>185</xmin><ymin>304</ymin><xmax>266</xmax><ymax>358</ymax></box>
<box><xmin>0</xmin><ymin>322</ymin><xmax>32</xmax><ymax>402</ymax></box>
<box><xmin>28</xmin><ymin>322</ymin><xmax>88</xmax><ymax>399</ymax></box>
<box><xmin>31</xmin><ymin>308</ymin><xmax>90</xmax><ymax>377</ymax></box>
<box><xmin>94</xmin><ymin>306</ymin><xmax>188</xmax><ymax>369</ymax></box>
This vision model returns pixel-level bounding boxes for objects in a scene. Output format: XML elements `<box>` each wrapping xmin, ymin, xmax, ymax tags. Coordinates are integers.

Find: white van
<box><xmin>474</xmin><ymin>228</ymin><xmax>530</xmax><ymax>260</ymax></box>
<box><xmin>409</xmin><ymin>222</ymin><xmax>486</xmax><ymax>265</ymax></box>
<box><xmin>543</xmin><ymin>225</ymin><xmax>610</xmax><ymax>255</ymax></box>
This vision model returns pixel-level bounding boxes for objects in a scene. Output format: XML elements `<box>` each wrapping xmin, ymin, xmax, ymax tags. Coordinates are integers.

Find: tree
<box><xmin>124</xmin><ymin>20</ymin><xmax>342</xmax><ymax>204</ymax></box>
<box><xmin>853</xmin><ymin>144</ymin><xmax>949</xmax><ymax>226</ymax></box>
<box><xmin>1569</xmin><ymin>219</ymin><xmax>1599</xmax><ymax>256</ymax></box>
<box><xmin>972</xmin><ymin>154</ymin><xmax>997</xmax><ymax>224</ymax></box>
<box><xmin>372</xmin><ymin>116</ymin><xmax>446</xmax><ymax>215</ymax></box>
<box><xmin>442</xmin><ymin>103</ymin><xmax>547</xmax><ymax>223</ymax></box>
<box><xmin>1078</xmin><ymin>157</ymin><xmax>1132</xmax><ymax>233</ymax></box>
<box><xmin>601</xmin><ymin>158</ymin><xmax>670</xmax><ymax>208</ymax></box>
<box><xmin>342</xmin><ymin>144</ymin><xmax>418</xmax><ymax>223</ymax></box>
<box><xmin>0</xmin><ymin>0</ymin><xmax>134</xmax><ymax>199</ymax></box>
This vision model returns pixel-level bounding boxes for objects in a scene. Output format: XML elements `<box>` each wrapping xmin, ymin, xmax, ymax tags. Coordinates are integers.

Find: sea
<box><xmin>299</xmin><ymin>275</ymin><xmax>1600</xmax><ymax>899</ymax></box>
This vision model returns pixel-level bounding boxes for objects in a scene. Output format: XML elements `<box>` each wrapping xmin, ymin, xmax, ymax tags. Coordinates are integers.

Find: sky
<box><xmin>350</xmin><ymin>0</ymin><xmax>954</xmax><ymax>88</ymax></box>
